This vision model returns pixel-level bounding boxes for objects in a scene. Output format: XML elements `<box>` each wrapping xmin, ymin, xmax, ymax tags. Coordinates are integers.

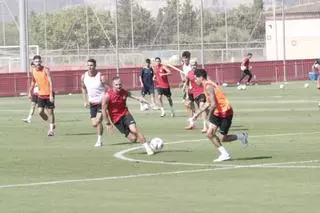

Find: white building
<box><xmin>265</xmin><ymin>3</ymin><xmax>320</xmax><ymax>60</ymax></box>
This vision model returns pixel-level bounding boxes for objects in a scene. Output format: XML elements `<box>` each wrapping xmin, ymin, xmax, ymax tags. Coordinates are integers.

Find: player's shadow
<box><xmin>135</xmin><ymin>149</ymin><xmax>191</xmax><ymax>155</ymax></box>
<box><xmin>231</xmin><ymin>156</ymin><xmax>272</xmax><ymax>161</ymax></box>
<box><xmin>110</xmin><ymin>142</ymin><xmax>138</xmax><ymax>146</ymax></box>
<box><xmin>65</xmin><ymin>132</ymin><xmax>96</xmax><ymax>136</ymax></box>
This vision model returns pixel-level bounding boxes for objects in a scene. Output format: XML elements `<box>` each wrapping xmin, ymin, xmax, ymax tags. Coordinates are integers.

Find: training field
<box><xmin>1</xmin><ymin>81</ymin><xmax>320</xmax><ymax>213</ymax></box>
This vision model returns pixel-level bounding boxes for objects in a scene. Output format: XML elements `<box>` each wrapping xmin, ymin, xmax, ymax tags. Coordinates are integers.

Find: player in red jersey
<box><xmin>153</xmin><ymin>57</ymin><xmax>175</xmax><ymax>117</ymax></box>
<box><xmin>102</xmin><ymin>76</ymin><xmax>154</xmax><ymax>155</ymax></box>
<box><xmin>312</xmin><ymin>59</ymin><xmax>320</xmax><ymax>89</ymax></box>
<box><xmin>238</xmin><ymin>53</ymin><xmax>253</xmax><ymax>85</ymax></box>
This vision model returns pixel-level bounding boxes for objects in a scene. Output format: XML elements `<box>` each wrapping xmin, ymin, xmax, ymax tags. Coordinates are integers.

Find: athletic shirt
<box><xmin>32</xmin><ymin>66</ymin><xmax>50</xmax><ymax>97</ymax></box>
<box><xmin>182</xmin><ymin>63</ymin><xmax>192</xmax><ymax>76</ymax></box>
<box><xmin>187</xmin><ymin>70</ymin><xmax>204</xmax><ymax>98</ymax></box>
<box><xmin>204</xmin><ymin>80</ymin><xmax>233</xmax><ymax>117</ymax></box>
<box><xmin>140</xmin><ymin>67</ymin><xmax>154</xmax><ymax>86</ymax></box>
<box><xmin>154</xmin><ymin>64</ymin><xmax>170</xmax><ymax>88</ymax></box>
<box><xmin>243</xmin><ymin>57</ymin><xmax>250</xmax><ymax>69</ymax></box>
<box><xmin>83</xmin><ymin>71</ymin><xmax>105</xmax><ymax>104</ymax></box>
<box><xmin>107</xmin><ymin>88</ymin><xmax>130</xmax><ymax>124</ymax></box>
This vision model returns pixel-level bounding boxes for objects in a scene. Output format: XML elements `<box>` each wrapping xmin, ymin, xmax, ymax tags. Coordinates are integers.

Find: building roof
<box><xmin>265</xmin><ymin>2</ymin><xmax>320</xmax><ymax>20</ymax></box>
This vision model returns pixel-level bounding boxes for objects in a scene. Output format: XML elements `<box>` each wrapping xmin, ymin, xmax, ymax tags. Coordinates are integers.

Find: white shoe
<box><xmin>94</xmin><ymin>141</ymin><xmax>103</xmax><ymax>147</ymax></box>
<box><xmin>160</xmin><ymin>111</ymin><xmax>166</xmax><ymax>117</ymax></box>
<box><xmin>147</xmin><ymin>150</ymin><xmax>154</xmax><ymax>156</ymax></box>
<box><xmin>239</xmin><ymin>132</ymin><xmax>249</xmax><ymax>148</ymax></box>
<box><xmin>213</xmin><ymin>154</ymin><xmax>231</xmax><ymax>162</ymax></box>
<box><xmin>170</xmin><ymin>110</ymin><xmax>175</xmax><ymax>117</ymax></box>
<box><xmin>23</xmin><ymin>118</ymin><xmax>31</xmax><ymax>123</ymax></box>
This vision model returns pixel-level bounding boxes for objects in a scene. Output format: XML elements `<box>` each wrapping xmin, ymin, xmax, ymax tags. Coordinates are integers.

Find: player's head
<box><xmin>145</xmin><ymin>58</ymin><xmax>151</xmax><ymax>67</ymax></box>
<box><xmin>87</xmin><ymin>58</ymin><xmax>96</xmax><ymax>71</ymax></box>
<box><xmin>247</xmin><ymin>53</ymin><xmax>253</xmax><ymax>59</ymax></box>
<box><xmin>194</xmin><ymin>69</ymin><xmax>207</xmax><ymax>85</ymax></box>
<box><xmin>155</xmin><ymin>57</ymin><xmax>161</xmax><ymax>65</ymax></box>
<box><xmin>112</xmin><ymin>76</ymin><xmax>122</xmax><ymax>92</ymax></box>
<box><xmin>190</xmin><ymin>58</ymin><xmax>198</xmax><ymax>70</ymax></box>
<box><xmin>33</xmin><ymin>55</ymin><xmax>42</xmax><ymax>68</ymax></box>
<box><xmin>182</xmin><ymin>51</ymin><xmax>191</xmax><ymax>65</ymax></box>
<box><xmin>30</xmin><ymin>61</ymin><xmax>35</xmax><ymax>68</ymax></box>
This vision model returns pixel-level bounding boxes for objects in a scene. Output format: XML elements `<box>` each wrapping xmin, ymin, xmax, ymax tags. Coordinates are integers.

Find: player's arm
<box><xmin>28</xmin><ymin>74</ymin><xmax>36</xmax><ymax>99</ymax></box>
<box><xmin>161</xmin><ymin>65</ymin><xmax>172</xmax><ymax>76</ymax></box>
<box><xmin>166</xmin><ymin>63</ymin><xmax>186</xmax><ymax>82</ymax></box>
<box><xmin>192</xmin><ymin>86</ymin><xmax>216</xmax><ymax>120</ymax></box>
<box><xmin>81</xmin><ymin>74</ymin><xmax>89</xmax><ymax>108</ymax></box>
<box><xmin>101</xmin><ymin>93</ymin><xmax>112</xmax><ymax>125</ymax></box>
<box><xmin>139</xmin><ymin>69</ymin><xmax>144</xmax><ymax>87</ymax></box>
<box><xmin>127</xmin><ymin>91</ymin><xmax>150</xmax><ymax>105</ymax></box>
<box><xmin>44</xmin><ymin>68</ymin><xmax>54</xmax><ymax>98</ymax></box>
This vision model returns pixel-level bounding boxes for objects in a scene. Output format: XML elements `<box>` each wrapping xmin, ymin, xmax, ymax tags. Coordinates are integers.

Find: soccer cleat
<box><xmin>147</xmin><ymin>150</ymin><xmax>154</xmax><ymax>156</ymax></box>
<box><xmin>239</xmin><ymin>132</ymin><xmax>249</xmax><ymax>148</ymax></box>
<box><xmin>160</xmin><ymin>111</ymin><xmax>166</xmax><ymax>117</ymax></box>
<box><xmin>47</xmin><ymin>130</ymin><xmax>54</xmax><ymax>136</ymax></box>
<box><xmin>201</xmin><ymin>128</ymin><xmax>207</xmax><ymax>133</ymax></box>
<box><xmin>94</xmin><ymin>141</ymin><xmax>103</xmax><ymax>147</ymax></box>
<box><xmin>213</xmin><ymin>154</ymin><xmax>231</xmax><ymax>162</ymax></box>
<box><xmin>22</xmin><ymin>118</ymin><xmax>31</xmax><ymax>123</ymax></box>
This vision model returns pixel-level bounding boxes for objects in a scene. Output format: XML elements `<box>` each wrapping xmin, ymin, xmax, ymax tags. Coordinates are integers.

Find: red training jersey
<box><xmin>107</xmin><ymin>88</ymin><xmax>130</xmax><ymax>124</ymax></box>
<box><xmin>187</xmin><ymin>70</ymin><xmax>204</xmax><ymax>98</ymax></box>
<box><xmin>154</xmin><ymin>64</ymin><xmax>170</xmax><ymax>88</ymax></box>
<box><xmin>243</xmin><ymin>57</ymin><xmax>250</xmax><ymax>69</ymax></box>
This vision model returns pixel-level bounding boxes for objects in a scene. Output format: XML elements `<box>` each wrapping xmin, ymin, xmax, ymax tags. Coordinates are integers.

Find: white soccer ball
<box><xmin>241</xmin><ymin>84</ymin><xmax>247</xmax><ymax>90</ymax></box>
<box><xmin>149</xmin><ymin>137</ymin><xmax>164</xmax><ymax>151</ymax></box>
<box><xmin>222</xmin><ymin>83</ymin><xmax>228</xmax><ymax>87</ymax></box>
<box><xmin>304</xmin><ymin>83</ymin><xmax>309</xmax><ymax>88</ymax></box>
<box><xmin>141</xmin><ymin>104</ymin><xmax>149</xmax><ymax>111</ymax></box>
<box><xmin>280</xmin><ymin>84</ymin><xmax>284</xmax><ymax>89</ymax></box>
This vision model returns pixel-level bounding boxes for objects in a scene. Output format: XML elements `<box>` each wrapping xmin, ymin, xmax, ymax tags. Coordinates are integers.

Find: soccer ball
<box><xmin>237</xmin><ymin>84</ymin><xmax>246</xmax><ymax>90</ymax></box>
<box><xmin>141</xmin><ymin>103</ymin><xmax>149</xmax><ymax>111</ymax></box>
<box><xmin>149</xmin><ymin>137</ymin><xmax>164</xmax><ymax>151</ymax></box>
<box><xmin>280</xmin><ymin>84</ymin><xmax>284</xmax><ymax>89</ymax></box>
<box><xmin>304</xmin><ymin>83</ymin><xmax>309</xmax><ymax>88</ymax></box>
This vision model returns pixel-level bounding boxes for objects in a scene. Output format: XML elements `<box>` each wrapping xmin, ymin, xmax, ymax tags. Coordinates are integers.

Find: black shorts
<box><xmin>157</xmin><ymin>88</ymin><xmax>171</xmax><ymax>97</ymax></box>
<box><xmin>31</xmin><ymin>94</ymin><xmax>38</xmax><ymax>104</ymax></box>
<box><xmin>242</xmin><ymin>69</ymin><xmax>252</xmax><ymax>76</ymax></box>
<box><xmin>38</xmin><ymin>97</ymin><xmax>55</xmax><ymax>109</ymax></box>
<box><xmin>141</xmin><ymin>85</ymin><xmax>154</xmax><ymax>96</ymax></box>
<box><xmin>114</xmin><ymin>114</ymin><xmax>136</xmax><ymax>137</ymax></box>
<box><xmin>183</xmin><ymin>92</ymin><xmax>194</xmax><ymax>102</ymax></box>
<box><xmin>90</xmin><ymin>103</ymin><xmax>102</xmax><ymax>118</ymax></box>
<box><xmin>208</xmin><ymin>114</ymin><xmax>233</xmax><ymax>135</ymax></box>
<box><xmin>194</xmin><ymin>94</ymin><xmax>206</xmax><ymax>106</ymax></box>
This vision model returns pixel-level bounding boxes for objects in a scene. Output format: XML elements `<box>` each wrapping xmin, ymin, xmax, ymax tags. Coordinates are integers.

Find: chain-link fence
<box><xmin>0</xmin><ymin>0</ymin><xmax>319</xmax><ymax>72</ymax></box>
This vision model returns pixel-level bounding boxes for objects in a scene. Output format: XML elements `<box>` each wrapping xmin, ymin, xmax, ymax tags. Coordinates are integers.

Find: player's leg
<box><xmin>23</xmin><ymin>96</ymin><xmax>37</xmax><ymax>123</ymax></box>
<box><xmin>140</xmin><ymin>88</ymin><xmax>147</xmax><ymax>111</ymax></box>
<box><xmin>246</xmin><ymin>70</ymin><xmax>253</xmax><ymax>84</ymax></box>
<box><xmin>157</xmin><ymin>88</ymin><xmax>165</xmax><ymax>117</ymax></box>
<box><xmin>90</xmin><ymin>105</ymin><xmax>103</xmax><ymax>147</ymax></box>
<box><xmin>197</xmin><ymin>94</ymin><xmax>208</xmax><ymax>133</ymax></box>
<box><xmin>238</xmin><ymin>71</ymin><xmax>248</xmax><ymax>83</ymax></box>
<box><xmin>164</xmin><ymin>88</ymin><xmax>175</xmax><ymax>117</ymax></box>
<box><xmin>149</xmin><ymin>86</ymin><xmax>158</xmax><ymax>109</ymax></box>
<box><xmin>46</xmin><ymin>99</ymin><xmax>55</xmax><ymax>136</ymax></box>
<box><xmin>207</xmin><ymin>115</ymin><xmax>231</xmax><ymax>162</ymax></box>
<box><xmin>317</xmin><ymin>72</ymin><xmax>320</xmax><ymax>89</ymax></box>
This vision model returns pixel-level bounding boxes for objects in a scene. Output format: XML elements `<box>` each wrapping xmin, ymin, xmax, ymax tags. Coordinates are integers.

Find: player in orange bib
<box><xmin>28</xmin><ymin>55</ymin><xmax>55</xmax><ymax>136</ymax></box>
<box><xmin>191</xmin><ymin>69</ymin><xmax>248</xmax><ymax>162</ymax></box>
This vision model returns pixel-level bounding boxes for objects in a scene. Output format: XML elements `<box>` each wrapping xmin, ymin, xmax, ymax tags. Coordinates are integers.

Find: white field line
<box><xmin>0</xmin><ymin>160</ymin><xmax>318</xmax><ymax>189</ymax></box>
<box><xmin>113</xmin><ymin>132</ymin><xmax>320</xmax><ymax>167</ymax></box>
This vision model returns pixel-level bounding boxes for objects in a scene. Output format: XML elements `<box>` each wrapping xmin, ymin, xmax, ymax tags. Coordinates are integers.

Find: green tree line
<box><xmin>0</xmin><ymin>0</ymin><xmax>265</xmax><ymax>50</ymax></box>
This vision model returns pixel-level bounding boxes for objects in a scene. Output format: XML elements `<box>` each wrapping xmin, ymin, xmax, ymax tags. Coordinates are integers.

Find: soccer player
<box><xmin>102</xmin><ymin>76</ymin><xmax>154</xmax><ymax>155</ymax></box>
<box><xmin>311</xmin><ymin>58</ymin><xmax>320</xmax><ymax>89</ymax></box>
<box><xmin>139</xmin><ymin>58</ymin><xmax>156</xmax><ymax>110</ymax></box>
<box><xmin>238</xmin><ymin>53</ymin><xmax>253</xmax><ymax>85</ymax></box>
<box><xmin>185</xmin><ymin>60</ymin><xmax>208</xmax><ymax>132</ymax></box>
<box><xmin>153</xmin><ymin>57</ymin><xmax>175</xmax><ymax>117</ymax></box>
<box><xmin>23</xmin><ymin>62</ymin><xmax>39</xmax><ymax>123</ymax></box>
<box><xmin>191</xmin><ymin>69</ymin><xmax>248</xmax><ymax>162</ymax></box>
<box><xmin>28</xmin><ymin>55</ymin><xmax>55</xmax><ymax>136</ymax></box>
<box><xmin>81</xmin><ymin>58</ymin><xmax>109</xmax><ymax>147</ymax></box>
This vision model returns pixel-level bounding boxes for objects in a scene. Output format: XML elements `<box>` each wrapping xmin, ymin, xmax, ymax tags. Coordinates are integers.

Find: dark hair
<box><xmin>87</xmin><ymin>58</ymin><xmax>96</xmax><ymax>66</ymax></box>
<box><xmin>247</xmin><ymin>53</ymin><xmax>253</xmax><ymax>56</ymax></box>
<box><xmin>30</xmin><ymin>62</ymin><xmax>35</xmax><ymax>66</ymax></box>
<box><xmin>194</xmin><ymin>69</ymin><xmax>207</xmax><ymax>79</ymax></box>
<box><xmin>33</xmin><ymin>55</ymin><xmax>41</xmax><ymax>60</ymax></box>
<box><xmin>182</xmin><ymin>51</ymin><xmax>191</xmax><ymax>59</ymax></box>
<box><xmin>146</xmin><ymin>58</ymin><xmax>151</xmax><ymax>63</ymax></box>
<box><xmin>155</xmin><ymin>57</ymin><xmax>161</xmax><ymax>62</ymax></box>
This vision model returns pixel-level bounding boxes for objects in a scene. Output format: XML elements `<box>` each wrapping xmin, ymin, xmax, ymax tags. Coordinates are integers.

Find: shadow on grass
<box><xmin>65</xmin><ymin>132</ymin><xmax>96</xmax><ymax>136</ymax></box>
<box><xmin>135</xmin><ymin>149</ymin><xmax>192</xmax><ymax>155</ymax></box>
<box><xmin>231</xmin><ymin>156</ymin><xmax>272</xmax><ymax>161</ymax></box>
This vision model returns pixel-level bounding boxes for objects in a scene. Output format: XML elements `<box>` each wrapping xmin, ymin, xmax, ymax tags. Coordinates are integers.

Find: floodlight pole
<box><xmin>200</xmin><ymin>0</ymin><xmax>204</xmax><ymax>68</ymax></box>
<box><xmin>177</xmin><ymin>0</ymin><xmax>180</xmax><ymax>58</ymax></box>
<box><xmin>130</xmin><ymin>0</ymin><xmax>134</xmax><ymax>51</ymax></box>
<box><xmin>19</xmin><ymin>0</ymin><xmax>28</xmax><ymax>78</ymax></box>
<box><xmin>281</xmin><ymin>0</ymin><xmax>286</xmax><ymax>82</ymax></box>
<box><xmin>272</xmin><ymin>0</ymin><xmax>278</xmax><ymax>60</ymax></box>
<box><xmin>115</xmin><ymin>0</ymin><xmax>119</xmax><ymax>76</ymax></box>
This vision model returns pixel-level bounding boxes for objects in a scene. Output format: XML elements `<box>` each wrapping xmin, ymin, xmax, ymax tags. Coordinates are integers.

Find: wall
<box><xmin>0</xmin><ymin>59</ymin><xmax>315</xmax><ymax>97</ymax></box>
